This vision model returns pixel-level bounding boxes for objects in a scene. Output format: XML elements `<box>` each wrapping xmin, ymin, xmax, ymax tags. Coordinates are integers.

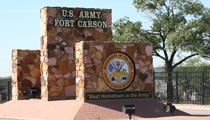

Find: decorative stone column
<box><xmin>12</xmin><ymin>49</ymin><xmax>40</xmax><ymax>100</ymax></box>
<box><xmin>40</xmin><ymin>7</ymin><xmax>112</xmax><ymax>100</ymax></box>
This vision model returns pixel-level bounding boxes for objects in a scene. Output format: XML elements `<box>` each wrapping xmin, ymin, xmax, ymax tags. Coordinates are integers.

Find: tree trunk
<box><xmin>166</xmin><ymin>64</ymin><xmax>174</xmax><ymax>102</ymax></box>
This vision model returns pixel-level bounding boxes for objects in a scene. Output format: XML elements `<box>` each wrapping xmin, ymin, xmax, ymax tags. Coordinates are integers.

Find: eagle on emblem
<box><xmin>108</xmin><ymin>60</ymin><xmax>129</xmax><ymax>82</ymax></box>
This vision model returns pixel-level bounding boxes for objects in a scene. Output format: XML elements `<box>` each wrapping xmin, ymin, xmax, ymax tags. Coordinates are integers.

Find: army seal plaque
<box><xmin>103</xmin><ymin>52</ymin><xmax>135</xmax><ymax>90</ymax></box>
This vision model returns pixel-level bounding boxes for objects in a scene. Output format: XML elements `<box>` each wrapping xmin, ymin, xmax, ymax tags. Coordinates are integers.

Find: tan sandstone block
<box><xmin>30</xmin><ymin>67</ymin><xmax>40</xmax><ymax>77</ymax></box>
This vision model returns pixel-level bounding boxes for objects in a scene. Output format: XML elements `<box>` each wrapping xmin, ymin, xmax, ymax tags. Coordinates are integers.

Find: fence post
<box><xmin>176</xmin><ymin>72</ymin><xmax>179</xmax><ymax>104</ymax></box>
<box><xmin>153</xmin><ymin>71</ymin><xmax>155</xmax><ymax>99</ymax></box>
<box><xmin>202</xmin><ymin>71</ymin><xmax>205</xmax><ymax>105</ymax></box>
<box><xmin>7</xmin><ymin>81</ymin><xmax>11</xmax><ymax>101</ymax></box>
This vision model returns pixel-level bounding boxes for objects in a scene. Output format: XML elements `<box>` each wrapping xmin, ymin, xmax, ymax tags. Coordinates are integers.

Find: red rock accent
<box><xmin>22</xmin><ymin>66</ymin><xmax>30</xmax><ymax>73</ymax></box>
<box><xmin>24</xmin><ymin>53</ymin><xmax>37</xmax><ymax>64</ymax></box>
<box><xmin>58</xmin><ymin>60</ymin><xmax>68</xmax><ymax>74</ymax></box>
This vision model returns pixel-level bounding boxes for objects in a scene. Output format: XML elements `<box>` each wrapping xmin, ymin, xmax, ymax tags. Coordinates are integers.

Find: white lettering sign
<box><xmin>79</xmin><ymin>11</ymin><xmax>101</xmax><ymax>19</ymax></box>
<box><xmin>54</xmin><ymin>9</ymin><xmax>107</xmax><ymax>28</ymax></box>
<box><xmin>62</xmin><ymin>9</ymin><xmax>74</xmax><ymax>18</ymax></box>
<box><xmin>54</xmin><ymin>19</ymin><xmax>74</xmax><ymax>27</ymax></box>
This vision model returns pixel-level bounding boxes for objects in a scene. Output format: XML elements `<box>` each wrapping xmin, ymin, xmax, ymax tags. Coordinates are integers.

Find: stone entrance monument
<box><xmin>12</xmin><ymin>7</ymin><xmax>153</xmax><ymax>101</ymax></box>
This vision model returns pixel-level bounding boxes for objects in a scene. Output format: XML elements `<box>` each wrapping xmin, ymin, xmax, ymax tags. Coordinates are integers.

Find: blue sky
<box><xmin>0</xmin><ymin>0</ymin><xmax>209</xmax><ymax>77</ymax></box>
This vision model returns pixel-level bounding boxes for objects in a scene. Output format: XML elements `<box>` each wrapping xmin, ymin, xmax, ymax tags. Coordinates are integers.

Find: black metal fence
<box><xmin>0</xmin><ymin>78</ymin><xmax>12</xmax><ymax>102</ymax></box>
<box><xmin>154</xmin><ymin>67</ymin><xmax>210</xmax><ymax>104</ymax></box>
<box><xmin>1</xmin><ymin>67</ymin><xmax>210</xmax><ymax>105</ymax></box>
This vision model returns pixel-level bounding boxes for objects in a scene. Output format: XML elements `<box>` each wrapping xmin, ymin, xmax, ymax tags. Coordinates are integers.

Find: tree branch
<box><xmin>169</xmin><ymin>46</ymin><xmax>177</xmax><ymax>63</ymax></box>
<box><xmin>163</xmin><ymin>1</ymin><xmax>170</xmax><ymax>16</ymax></box>
<box><xmin>143</xmin><ymin>30</ymin><xmax>159</xmax><ymax>35</ymax></box>
<box><xmin>154</xmin><ymin>50</ymin><xmax>166</xmax><ymax>60</ymax></box>
<box><xmin>170</xmin><ymin>1</ymin><xmax>175</xmax><ymax>18</ymax></box>
<box><xmin>159</xmin><ymin>30</ymin><xmax>169</xmax><ymax>61</ymax></box>
<box><xmin>172</xmin><ymin>53</ymin><xmax>198</xmax><ymax>69</ymax></box>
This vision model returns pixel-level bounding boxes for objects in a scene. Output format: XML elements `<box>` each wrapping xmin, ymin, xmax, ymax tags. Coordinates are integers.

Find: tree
<box><xmin>113</xmin><ymin>0</ymin><xmax>210</xmax><ymax>102</ymax></box>
<box><xmin>113</xmin><ymin>17</ymin><xmax>142</xmax><ymax>42</ymax></box>
<box><xmin>203</xmin><ymin>47</ymin><xmax>210</xmax><ymax>60</ymax></box>
<box><xmin>199</xmin><ymin>8</ymin><xmax>210</xmax><ymax>60</ymax></box>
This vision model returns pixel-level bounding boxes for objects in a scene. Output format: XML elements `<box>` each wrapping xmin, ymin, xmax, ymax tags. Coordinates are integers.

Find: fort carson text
<box><xmin>54</xmin><ymin>9</ymin><xmax>108</xmax><ymax>28</ymax></box>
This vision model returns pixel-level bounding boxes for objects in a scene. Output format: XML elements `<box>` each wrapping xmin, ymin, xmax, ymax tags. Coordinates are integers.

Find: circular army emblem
<box><xmin>103</xmin><ymin>52</ymin><xmax>135</xmax><ymax>91</ymax></box>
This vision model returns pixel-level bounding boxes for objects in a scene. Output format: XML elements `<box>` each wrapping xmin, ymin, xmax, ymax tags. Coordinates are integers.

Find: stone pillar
<box><xmin>40</xmin><ymin>7</ymin><xmax>112</xmax><ymax>100</ymax></box>
<box><xmin>12</xmin><ymin>49</ymin><xmax>40</xmax><ymax>100</ymax></box>
<box><xmin>12</xmin><ymin>50</ymin><xmax>18</xmax><ymax>100</ymax></box>
<box><xmin>75</xmin><ymin>42</ymin><xmax>85</xmax><ymax>101</ymax></box>
<box><xmin>75</xmin><ymin>41</ymin><xmax>153</xmax><ymax>101</ymax></box>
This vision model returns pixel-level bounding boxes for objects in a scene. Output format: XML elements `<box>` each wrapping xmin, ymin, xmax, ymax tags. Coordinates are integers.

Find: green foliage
<box><xmin>113</xmin><ymin>0</ymin><xmax>210</xmax><ymax>100</ymax></box>
<box><xmin>113</xmin><ymin>0</ymin><xmax>209</xmax><ymax>69</ymax></box>
<box><xmin>180</xmin><ymin>57</ymin><xmax>210</xmax><ymax>67</ymax></box>
<box><xmin>113</xmin><ymin>17</ymin><xmax>142</xmax><ymax>42</ymax></box>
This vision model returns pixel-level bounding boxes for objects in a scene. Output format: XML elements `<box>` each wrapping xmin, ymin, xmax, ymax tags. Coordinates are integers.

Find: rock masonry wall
<box><xmin>75</xmin><ymin>41</ymin><xmax>153</xmax><ymax>101</ymax></box>
<box><xmin>12</xmin><ymin>7</ymin><xmax>154</xmax><ymax>102</ymax></box>
<box><xmin>12</xmin><ymin>49</ymin><xmax>40</xmax><ymax>100</ymax></box>
<box><xmin>40</xmin><ymin>7</ymin><xmax>112</xmax><ymax>100</ymax></box>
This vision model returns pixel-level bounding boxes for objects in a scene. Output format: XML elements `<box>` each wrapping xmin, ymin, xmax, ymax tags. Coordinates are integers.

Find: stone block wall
<box><xmin>12</xmin><ymin>6</ymin><xmax>154</xmax><ymax>102</ymax></box>
<box><xmin>75</xmin><ymin>41</ymin><xmax>153</xmax><ymax>101</ymax></box>
<box><xmin>12</xmin><ymin>49</ymin><xmax>40</xmax><ymax>100</ymax></box>
<box><xmin>40</xmin><ymin>7</ymin><xmax>112</xmax><ymax>100</ymax></box>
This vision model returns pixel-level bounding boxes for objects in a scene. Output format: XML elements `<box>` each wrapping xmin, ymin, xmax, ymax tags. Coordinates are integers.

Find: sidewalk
<box><xmin>0</xmin><ymin>99</ymin><xmax>82</xmax><ymax>120</ymax></box>
<box><xmin>174</xmin><ymin>104</ymin><xmax>210</xmax><ymax>116</ymax></box>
